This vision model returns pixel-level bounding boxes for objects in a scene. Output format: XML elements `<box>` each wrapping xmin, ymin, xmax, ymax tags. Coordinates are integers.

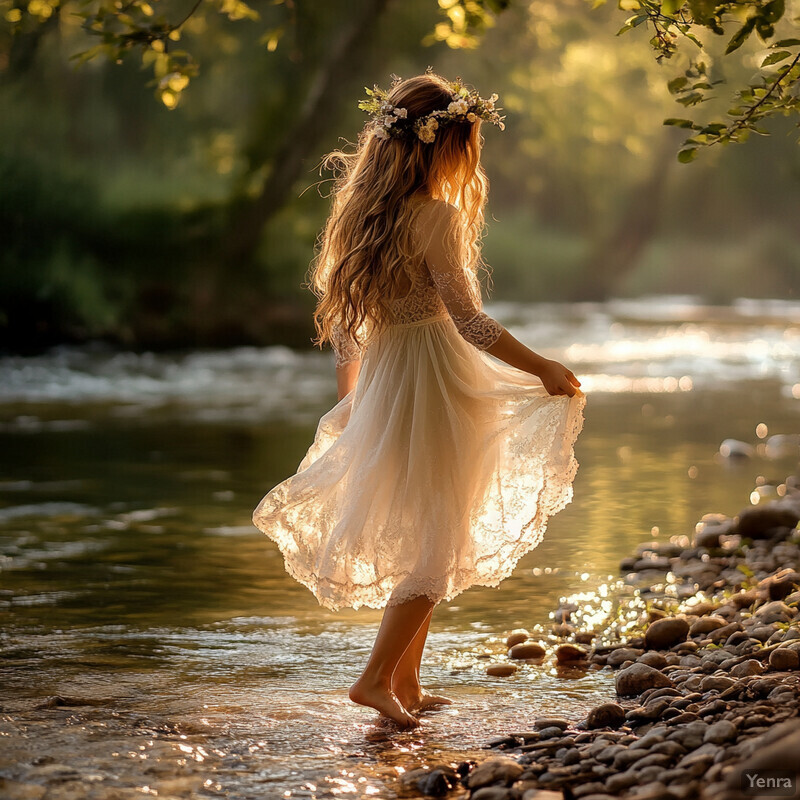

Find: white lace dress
<box><xmin>252</xmin><ymin>204</ymin><xmax>587</xmax><ymax>611</ymax></box>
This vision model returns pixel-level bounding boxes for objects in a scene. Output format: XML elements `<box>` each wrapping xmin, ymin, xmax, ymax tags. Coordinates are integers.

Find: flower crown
<box><xmin>358</xmin><ymin>72</ymin><xmax>505</xmax><ymax>144</ymax></box>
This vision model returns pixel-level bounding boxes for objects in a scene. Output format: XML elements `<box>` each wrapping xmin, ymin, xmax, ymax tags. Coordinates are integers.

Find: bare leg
<box><xmin>348</xmin><ymin>594</ymin><xmax>435</xmax><ymax>727</ymax></box>
<box><xmin>391</xmin><ymin>607</ymin><xmax>453</xmax><ymax>712</ymax></box>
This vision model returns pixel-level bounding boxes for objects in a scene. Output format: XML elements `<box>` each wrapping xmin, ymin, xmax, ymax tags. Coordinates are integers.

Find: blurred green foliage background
<box><xmin>2</xmin><ymin>0</ymin><xmax>799</xmax><ymax>353</ymax></box>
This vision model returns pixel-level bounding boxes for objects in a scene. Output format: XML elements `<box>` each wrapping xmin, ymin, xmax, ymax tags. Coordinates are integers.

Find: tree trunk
<box><xmin>572</xmin><ymin>130</ymin><xmax>683</xmax><ymax>301</ymax></box>
<box><xmin>222</xmin><ymin>0</ymin><xmax>391</xmax><ymax>267</ymax></box>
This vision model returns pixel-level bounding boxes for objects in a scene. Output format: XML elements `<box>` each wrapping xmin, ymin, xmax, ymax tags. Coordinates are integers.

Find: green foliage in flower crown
<box><xmin>358</xmin><ymin>71</ymin><xmax>505</xmax><ymax>144</ymax></box>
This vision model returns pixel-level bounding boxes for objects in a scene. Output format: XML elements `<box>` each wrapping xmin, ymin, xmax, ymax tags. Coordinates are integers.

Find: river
<box><xmin>1</xmin><ymin>296</ymin><xmax>799</xmax><ymax>799</ymax></box>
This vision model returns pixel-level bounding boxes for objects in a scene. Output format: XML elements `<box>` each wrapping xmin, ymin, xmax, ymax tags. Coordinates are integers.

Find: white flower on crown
<box><xmin>447</xmin><ymin>98</ymin><xmax>469</xmax><ymax>115</ymax></box>
<box><xmin>417</xmin><ymin>125</ymin><xmax>436</xmax><ymax>143</ymax></box>
<box><xmin>374</xmin><ymin>126</ymin><xmax>390</xmax><ymax>140</ymax></box>
<box><xmin>467</xmin><ymin>112</ymin><xmax>477</xmax><ymax>122</ymax></box>
<box><xmin>393</xmin><ymin>107</ymin><xmax>408</xmax><ymax>118</ymax></box>
<box><xmin>383</xmin><ymin>115</ymin><xmax>396</xmax><ymax>126</ymax></box>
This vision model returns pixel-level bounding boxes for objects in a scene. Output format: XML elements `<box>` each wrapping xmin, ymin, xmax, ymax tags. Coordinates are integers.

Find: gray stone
<box><xmin>638</xmin><ymin>651</ymin><xmax>668</xmax><ymax>669</ymax></box>
<box><xmin>725</xmin><ymin>719</ymin><xmax>800</xmax><ymax>788</ymax></box>
<box><xmin>487</xmin><ymin>663</ymin><xmax>518</xmax><ymax>677</ymax></box>
<box><xmin>730</xmin><ymin>659</ymin><xmax>766</xmax><ymax>678</ymax></box>
<box><xmin>506</xmin><ymin>630</ymin><xmax>529</xmax><ymax>648</ymax></box>
<box><xmin>555</xmin><ymin>644</ymin><xmax>588</xmax><ymax>663</ymax></box>
<box><xmin>703</xmin><ymin>720</ymin><xmax>737</xmax><ymax>744</ymax></box>
<box><xmin>770</xmin><ymin>647</ymin><xmax>800</xmax><ymax>670</ymax></box>
<box><xmin>616</xmin><ymin>663</ymin><xmax>673</xmax><ymax>697</ymax></box>
<box><xmin>468</xmin><ymin>757</ymin><xmax>524</xmax><ymax>789</ymax></box>
<box><xmin>689</xmin><ymin>616</ymin><xmax>728</xmax><ymax>636</ymax></box>
<box><xmin>755</xmin><ymin>601</ymin><xmax>794</xmax><ymax>624</ymax></box>
<box><xmin>472</xmin><ymin>787</ymin><xmax>513</xmax><ymax>800</ymax></box>
<box><xmin>534</xmin><ymin>717</ymin><xmax>570</xmax><ymax>731</ymax></box>
<box><xmin>607</xmin><ymin>647</ymin><xmax>644</xmax><ymax>667</ymax></box>
<box><xmin>736</xmin><ymin>501</ymin><xmax>800</xmax><ymax>539</ymax></box>
<box><xmin>586</xmin><ymin>703</ymin><xmax>626</xmax><ymax>730</ymax></box>
<box><xmin>645</xmin><ymin>617</ymin><xmax>690</xmax><ymax>649</ymax></box>
<box><xmin>509</xmin><ymin>642</ymin><xmax>546</xmax><ymax>659</ymax></box>
<box><xmin>699</xmin><ymin>675</ymin><xmax>735</xmax><ymax>692</ymax></box>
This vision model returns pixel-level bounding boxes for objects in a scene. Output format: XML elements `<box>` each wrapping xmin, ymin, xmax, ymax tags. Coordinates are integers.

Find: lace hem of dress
<box><xmin>254</xmin><ymin>393</ymin><xmax>587</xmax><ymax>611</ymax></box>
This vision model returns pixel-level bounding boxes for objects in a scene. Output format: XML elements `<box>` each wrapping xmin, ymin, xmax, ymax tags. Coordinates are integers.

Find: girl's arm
<box><xmin>418</xmin><ymin>200</ymin><xmax>581</xmax><ymax>398</ymax></box>
<box><xmin>485</xmin><ymin>329</ymin><xmax>582</xmax><ymax>397</ymax></box>
<box><xmin>331</xmin><ymin>322</ymin><xmax>362</xmax><ymax>401</ymax></box>
<box><xmin>336</xmin><ymin>360</ymin><xmax>361</xmax><ymax>402</ymax></box>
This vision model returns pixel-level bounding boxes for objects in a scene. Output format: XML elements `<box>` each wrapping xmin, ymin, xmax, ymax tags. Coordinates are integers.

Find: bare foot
<box><xmin>393</xmin><ymin>683</ymin><xmax>453</xmax><ymax>713</ymax></box>
<box><xmin>349</xmin><ymin>677</ymin><xmax>419</xmax><ymax>728</ymax></box>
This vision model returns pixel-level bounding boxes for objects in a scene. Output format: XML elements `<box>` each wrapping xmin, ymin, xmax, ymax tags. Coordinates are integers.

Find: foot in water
<box><xmin>348</xmin><ymin>677</ymin><xmax>419</xmax><ymax>727</ymax></box>
<box><xmin>392</xmin><ymin>683</ymin><xmax>453</xmax><ymax>713</ymax></box>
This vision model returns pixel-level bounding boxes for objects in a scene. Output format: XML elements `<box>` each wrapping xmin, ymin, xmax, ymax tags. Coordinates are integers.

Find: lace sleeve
<box><xmin>330</xmin><ymin>322</ymin><xmax>362</xmax><ymax>368</ymax></box>
<box><xmin>416</xmin><ymin>201</ymin><xmax>504</xmax><ymax>350</ymax></box>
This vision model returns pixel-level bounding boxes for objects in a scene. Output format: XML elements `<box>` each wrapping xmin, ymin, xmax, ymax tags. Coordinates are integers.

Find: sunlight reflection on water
<box><xmin>1</xmin><ymin>297</ymin><xmax>799</xmax><ymax>797</ymax></box>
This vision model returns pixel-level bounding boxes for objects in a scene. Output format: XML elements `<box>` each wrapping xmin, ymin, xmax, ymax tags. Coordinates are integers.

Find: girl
<box><xmin>253</xmin><ymin>70</ymin><xmax>586</xmax><ymax>729</ymax></box>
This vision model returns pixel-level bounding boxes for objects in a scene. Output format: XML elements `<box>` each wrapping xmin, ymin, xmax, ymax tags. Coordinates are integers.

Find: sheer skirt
<box><xmin>252</xmin><ymin>314</ymin><xmax>586</xmax><ymax>611</ymax></box>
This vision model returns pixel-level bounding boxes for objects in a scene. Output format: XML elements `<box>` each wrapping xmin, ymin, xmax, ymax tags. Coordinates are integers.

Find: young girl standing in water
<box><xmin>253</xmin><ymin>70</ymin><xmax>585</xmax><ymax>729</ymax></box>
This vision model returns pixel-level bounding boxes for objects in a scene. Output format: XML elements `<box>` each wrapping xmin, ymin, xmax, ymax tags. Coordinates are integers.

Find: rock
<box><xmin>555</xmin><ymin>644</ymin><xmax>588</xmax><ymax>663</ymax></box>
<box><xmin>0</xmin><ymin>780</ymin><xmax>46</xmax><ymax>800</ymax></box>
<box><xmin>719</xmin><ymin>439</ymin><xmax>754</xmax><ymax>459</ymax></box>
<box><xmin>645</xmin><ymin>617</ymin><xmax>690</xmax><ymax>649</ymax></box>
<box><xmin>730</xmin><ymin>659</ymin><xmax>766</xmax><ymax>678</ymax></box>
<box><xmin>509</xmin><ymin>642</ymin><xmax>546</xmax><ymax>660</ymax></box>
<box><xmin>736</xmin><ymin>502</ymin><xmax>800</xmax><ymax>539</ymax></box>
<box><xmin>689</xmin><ymin>616</ymin><xmax>728</xmax><ymax>636</ymax></box>
<box><xmin>534</xmin><ymin>717</ymin><xmax>570</xmax><ymax>731</ymax></box>
<box><xmin>729</xmin><ymin>589</ymin><xmax>759</xmax><ymax>609</ymax></box>
<box><xmin>725</xmin><ymin>719</ymin><xmax>800</xmax><ymax>788</ymax></box>
<box><xmin>472</xmin><ymin>787</ymin><xmax>513</xmax><ymax>800</ymax></box>
<box><xmin>616</xmin><ymin>663</ymin><xmax>673</xmax><ymax>696</ymax></box>
<box><xmin>695</xmin><ymin>527</ymin><xmax>723</xmax><ymax>548</ymax></box>
<box><xmin>487</xmin><ymin>664</ymin><xmax>518</xmax><ymax>677</ymax></box>
<box><xmin>764</xmin><ymin>572</ymin><xmax>800</xmax><ymax>601</ymax></box>
<box><xmin>637</xmin><ymin>651</ymin><xmax>668</xmax><ymax>669</ymax></box>
<box><xmin>506</xmin><ymin>630</ymin><xmax>529</xmax><ymax>648</ymax></box>
<box><xmin>521</xmin><ymin>791</ymin><xmax>564</xmax><ymax>800</ymax></box>
<box><xmin>754</xmin><ymin>600</ymin><xmax>794</xmax><ymax>624</ymax></box>
<box><xmin>707</xmin><ymin>622</ymin><xmax>742</xmax><ymax>643</ymax></box>
<box><xmin>538</xmin><ymin>726</ymin><xmax>567</xmax><ymax>739</ymax></box>
<box><xmin>551</xmin><ymin>623</ymin><xmax>574</xmax><ymax>637</ymax></box>
<box><xmin>412</xmin><ymin>766</ymin><xmax>459</xmax><ymax>796</ymax></box>
<box><xmin>704</xmin><ymin>719</ymin><xmax>737</xmax><ymax>744</ymax></box>
<box><xmin>699</xmin><ymin>675</ymin><xmax>735</xmax><ymax>692</ymax></box>
<box><xmin>769</xmin><ymin>648</ymin><xmax>800</xmax><ymax>671</ymax></box>
<box><xmin>468</xmin><ymin>757</ymin><xmax>524</xmax><ymax>789</ymax></box>
<box><xmin>606</xmin><ymin>647</ymin><xmax>644</xmax><ymax>667</ymax></box>
<box><xmin>586</xmin><ymin>703</ymin><xmax>626</xmax><ymax>730</ymax></box>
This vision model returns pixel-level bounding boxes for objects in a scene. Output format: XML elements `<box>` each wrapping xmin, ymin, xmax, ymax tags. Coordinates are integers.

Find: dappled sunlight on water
<box><xmin>1</xmin><ymin>298</ymin><xmax>799</xmax><ymax>797</ymax></box>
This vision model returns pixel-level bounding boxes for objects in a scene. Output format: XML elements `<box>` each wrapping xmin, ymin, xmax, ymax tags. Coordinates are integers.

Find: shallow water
<box><xmin>1</xmin><ymin>296</ymin><xmax>799</xmax><ymax>798</ymax></box>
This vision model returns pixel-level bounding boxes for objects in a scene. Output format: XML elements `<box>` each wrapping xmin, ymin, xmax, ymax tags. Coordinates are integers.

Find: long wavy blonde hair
<box><xmin>306</xmin><ymin>71</ymin><xmax>491</xmax><ymax>354</ymax></box>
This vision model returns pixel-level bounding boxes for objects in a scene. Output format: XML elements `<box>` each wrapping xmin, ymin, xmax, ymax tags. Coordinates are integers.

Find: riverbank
<box><xmin>402</xmin><ymin>472</ymin><xmax>800</xmax><ymax>800</ymax></box>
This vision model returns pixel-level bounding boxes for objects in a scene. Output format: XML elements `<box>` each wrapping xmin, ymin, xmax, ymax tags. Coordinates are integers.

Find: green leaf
<box><xmin>761</xmin><ymin>50</ymin><xmax>792</xmax><ymax>67</ymax></box>
<box><xmin>662</xmin><ymin>0</ymin><xmax>682</xmax><ymax>15</ymax></box>
<box><xmin>772</xmin><ymin>38</ymin><xmax>800</xmax><ymax>47</ymax></box>
<box><xmin>678</xmin><ymin>148</ymin><xmax>698</xmax><ymax>162</ymax></box>
<box><xmin>725</xmin><ymin>18</ymin><xmax>755</xmax><ymax>55</ymax></box>
<box><xmin>762</xmin><ymin>0</ymin><xmax>785</xmax><ymax>24</ymax></box>
<box><xmin>663</xmin><ymin>117</ymin><xmax>695</xmax><ymax>127</ymax></box>
<box><xmin>676</xmin><ymin>91</ymin><xmax>704</xmax><ymax>105</ymax></box>
<box><xmin>684</xmin><ymin>31</ymin><xmax>703</xmax><ymax>47</ymax></box>
<box><xmin>668</xmin><ymin>76</ymin><xmax>689</xmax><ymax>93</ymax></box>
